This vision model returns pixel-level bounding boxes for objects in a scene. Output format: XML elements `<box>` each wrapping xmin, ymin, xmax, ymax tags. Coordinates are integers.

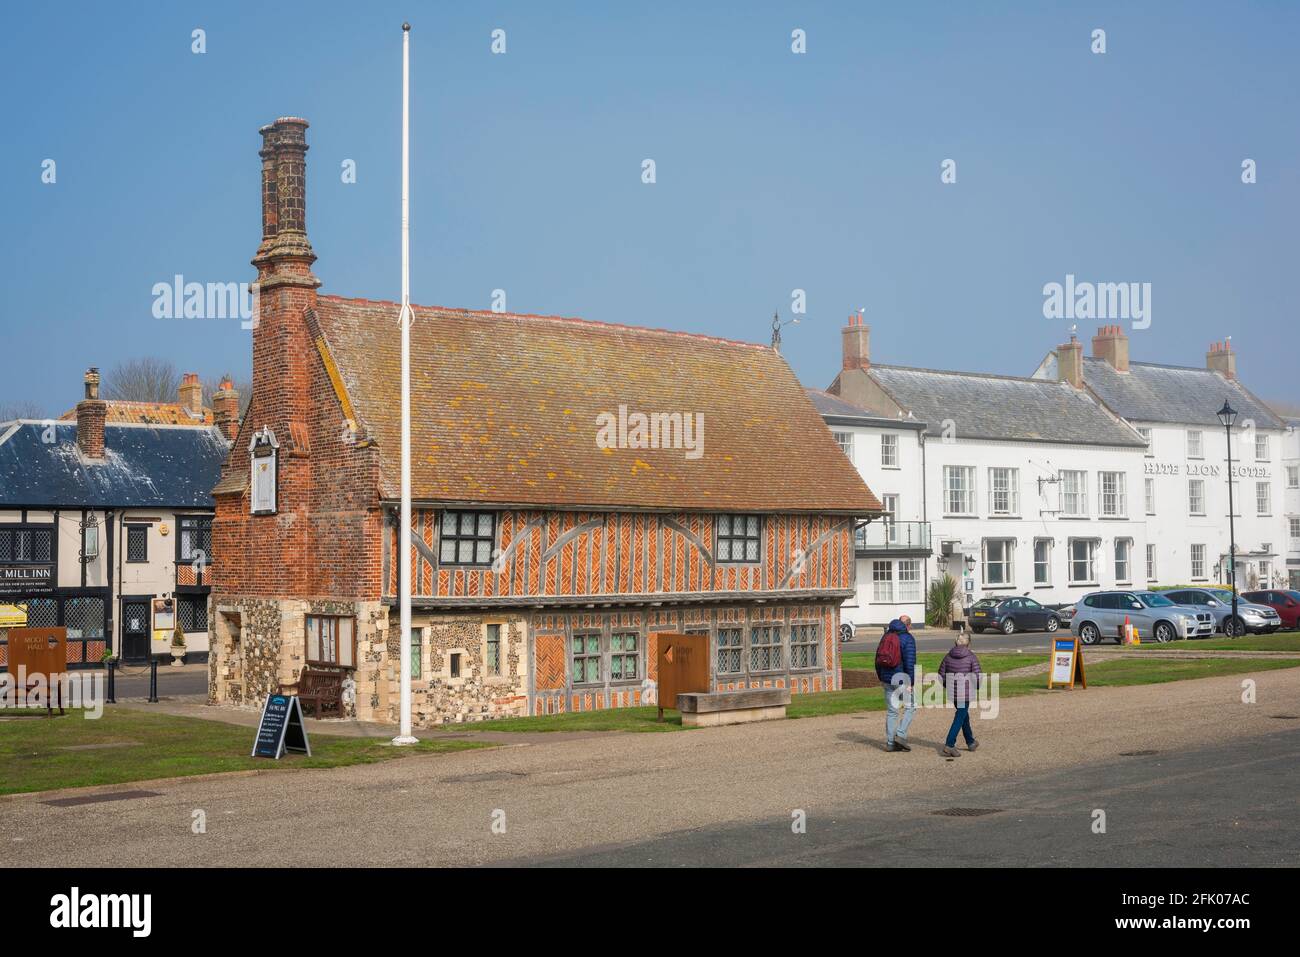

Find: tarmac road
<box><xmin>4</xmin><ymin>666</ymin><xmax>1298</xmax><ymax>868</ymax></box>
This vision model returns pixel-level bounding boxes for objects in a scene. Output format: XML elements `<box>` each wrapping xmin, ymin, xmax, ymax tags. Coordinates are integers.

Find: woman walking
<box><xmin>936</xmin><ymin>633</ymin><xmax>981</xmax><ymax>757</ymax></box>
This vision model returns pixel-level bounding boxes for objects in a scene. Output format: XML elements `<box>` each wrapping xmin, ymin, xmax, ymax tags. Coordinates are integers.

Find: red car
<box><xmin>1242</xmin><ymin>590</ymin><xmax>1300</xmax><ymax>630</ymax></box>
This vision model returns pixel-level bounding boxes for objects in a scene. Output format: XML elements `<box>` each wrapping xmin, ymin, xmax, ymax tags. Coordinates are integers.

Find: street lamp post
<box><xmin>1217</xmin><ymin>400</ymin><xmax>1239</xmax><ymax>638</ymax></box>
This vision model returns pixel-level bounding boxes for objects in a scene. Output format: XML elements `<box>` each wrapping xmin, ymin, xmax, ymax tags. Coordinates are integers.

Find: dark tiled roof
<box><xmin>1083</xmin><ymin>358</ymin><xmax>1286</xmax><ymax>429</ymax></box>
<box><xmin>59</xmin><ymin>401</ymin><xmax>214</xmax><ymax>426</ymax></box>
<box><xmin>0</xmin><ymin>421</ymin><xmax>229</xmax><ymax>509</ymax></box>
<box><xmin>805</xmin><ymin>389</ymin><xmax>926</xmax><ymax>428</ymax></box>
<box><xmin>312</xmin><ymin>296</ymin><xmax>880</xmax><ymax>514</ymax></box>
<box><xmin>868</xmin><ymin>365</ymin><xmax>1146</xmax><ymax>447</ymax></box>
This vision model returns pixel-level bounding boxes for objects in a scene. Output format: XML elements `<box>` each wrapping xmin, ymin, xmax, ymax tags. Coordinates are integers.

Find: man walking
<box><xmin>875</xmin><ymin>616</ymin><xmax>917</xmax><ymax>751</ymax></box>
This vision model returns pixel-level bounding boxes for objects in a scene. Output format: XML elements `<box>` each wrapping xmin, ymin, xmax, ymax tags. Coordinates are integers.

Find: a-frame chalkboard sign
<box><xmin>251</xmin><ymin>693</ymin><xmax>311</xmax><ymax>759</ymax></box>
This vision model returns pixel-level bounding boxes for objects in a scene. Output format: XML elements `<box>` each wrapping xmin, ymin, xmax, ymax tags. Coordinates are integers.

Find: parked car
<box><xmin>1162</xmin><ymin>587</ymin><xmax>1280</xmax><ymax>636</ymax></box>
<box><xmin>1070</xmin><ymin>590</ymin><xmax>1213</xmax><ymax>644</ymax></box>
<box><xmin>968</xmin><ymin>596</ymin><xmax>1062</xmax><ymax>634</ymax></box>
<box><xmin>1241</xmin><ymin>590</ymin><xmax>1300</xmax><ymax>630</ymax></box>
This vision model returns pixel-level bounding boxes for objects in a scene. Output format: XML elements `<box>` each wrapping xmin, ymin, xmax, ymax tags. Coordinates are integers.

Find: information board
<box><xmin>251</xmin><ymin>693</ymin><xmax>311</xmax><ymax>759</ymax></box>
<box><xmin>1048</xmin><ymin>636</ymin><xmax>1087</xmax><ymax>690</ymax></box>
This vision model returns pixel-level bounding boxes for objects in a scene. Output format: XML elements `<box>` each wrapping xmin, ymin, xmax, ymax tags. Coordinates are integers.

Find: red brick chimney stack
<box><xmin>1207</xmin><ymin>339</ymin><xmax>1236</xmax><ymax>379</ymax></box>
<box><xmin>212</xmin><ymin>377</ymin><xmax>240</xmax><ymax>442</ymax></box>
<box><xmin>178</xmin><ymin>372</ymin><xmax>203</xmax><ymax>416</ymax></box>
<box><xmin>1091</xmin><ymin>323</ymin><xmax>1130</xmax><ymax>372</ymax></box>
<box><xmin>1056</xmin><ymin>335</ymin><xmax>1084</xmax><ymax>388</ymax></box>
<box><xmin>251</xmin><ymin>117</ymin><xmax>318</xmax><ymax>289</ymax></box>
<box><xmin>76</xmin><ymin>367</ymin><xmax>107</xmax><ymax>459</ymax></box>
<box><xmin>841</xmin><ymin>313</ymin><xmax>871</xmax><ymax>371</ymax></box>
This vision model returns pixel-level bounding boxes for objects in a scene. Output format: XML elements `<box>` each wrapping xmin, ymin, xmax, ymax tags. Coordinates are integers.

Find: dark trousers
<box><xmin>946</xmin><ymin>704</ymin><xmax>975</xmax><ymax>748</ymax></box>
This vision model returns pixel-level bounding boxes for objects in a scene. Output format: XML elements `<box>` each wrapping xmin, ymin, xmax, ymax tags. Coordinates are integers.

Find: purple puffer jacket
<box><xmin>937</xmin><ymin>644</ymin><xmax>982</xmax><ymax>706</ymax></box>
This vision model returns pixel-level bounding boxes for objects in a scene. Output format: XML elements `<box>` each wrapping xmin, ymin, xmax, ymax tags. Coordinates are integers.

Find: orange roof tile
<box><xmin>312</xmin><ymin>296</ymin><xmax>880</xmax><ymax>514</ymax></box>
<box><xmin>59</xmin><ymin>401</ymin><xmax>214</xmax><ymax>426</ymax></box>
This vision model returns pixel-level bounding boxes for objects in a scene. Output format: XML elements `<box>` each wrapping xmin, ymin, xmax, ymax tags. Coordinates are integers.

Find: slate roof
<box><xmin>1082</xmin><ymin>357</ymin><xmax>1286</xmax><ymax>430</ymax></box>
<box><xmin>866</xmin><ymin>364</ymin><xmax>1146</xmax><ymax>447</ymax></box>
<box><xmin>805</xmin><ymin>389</ymin><xmax>926</xmax><ymax>429</ymax></box>
<box><xmin>58</xmin><ymin>401</ymin><xmax>214</xmax><ymax>427</ymax></box>
<box><xmin>311</xmin><ymin>296</ymin><xmax>880</xmax><ymax>514</ymax></box>
<box><xmin>0</xmin><ymin>421</ymin><xmax>229</xmax><ymax>509</ymax></box>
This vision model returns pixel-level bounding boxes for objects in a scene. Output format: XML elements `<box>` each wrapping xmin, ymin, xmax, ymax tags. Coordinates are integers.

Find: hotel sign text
<box><xmin>1144</xmin><ymin>461</ymin><xmax>1271</xmax><ymax>479</ymax></box>
<box><xmin>0</xmin><ymin>565</ymin><xmax>54</xmax><ymax>597</ymax></box>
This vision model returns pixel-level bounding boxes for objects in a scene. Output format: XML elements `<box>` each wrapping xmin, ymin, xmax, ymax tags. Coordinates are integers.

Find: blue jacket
<box><xmin>875</xmin><ymin>619</ymin><xmax>917</xmax><ymax>686</ymax></box>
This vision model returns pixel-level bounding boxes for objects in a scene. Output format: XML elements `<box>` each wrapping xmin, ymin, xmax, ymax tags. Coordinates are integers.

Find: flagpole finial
<box><xmin>402</xmin><ymin>22</ymin><xmax>410</xmax><ymax>31</ymax></box>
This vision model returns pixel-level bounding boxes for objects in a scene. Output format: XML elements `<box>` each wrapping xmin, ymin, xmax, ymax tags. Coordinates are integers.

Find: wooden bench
<box><xmin>291</xmin><ymin>668</ymin><xmax>344</xmax><ymax>719</ymax></box>
<box><xmin>676</xmin><ymin>688</ymin><xmax>790</xmax><ymax>727</ymax></box>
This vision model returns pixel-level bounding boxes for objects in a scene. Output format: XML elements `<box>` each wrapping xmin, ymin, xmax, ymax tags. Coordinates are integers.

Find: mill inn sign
<box><xmin>0</xmin><ymin>564</ymin><xmax>54</xmax><ymax>598</ymax></box>
<box><xmin>1143</xmin><ymin>460</ymin><xmax>1270</xmax><ymax>479</ymax></box>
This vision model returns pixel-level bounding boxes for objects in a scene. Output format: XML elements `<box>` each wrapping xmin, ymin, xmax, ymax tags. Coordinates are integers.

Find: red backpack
<box><xmin>875</xmin><ymin>629</ymin><xmax>901</xmax><ymax>670</ymax></box>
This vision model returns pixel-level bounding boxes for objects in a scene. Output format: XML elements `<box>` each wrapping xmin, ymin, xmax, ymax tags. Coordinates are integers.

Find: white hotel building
<box><xmin>817</xmin><ymin>317</ymin><xmax>1292</xmax><ymax>627</ymax></box>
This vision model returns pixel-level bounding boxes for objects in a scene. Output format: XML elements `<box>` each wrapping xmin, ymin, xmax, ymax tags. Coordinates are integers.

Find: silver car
<box><xmin>1161</xmin><ymin>587</ymin><xmax>1281</xmax><ymax>636</ymax></box>
<box><xmin>1071</xmin><ymin>590</ymin><xmax>1214</xmax><ymax>645</ymax></box>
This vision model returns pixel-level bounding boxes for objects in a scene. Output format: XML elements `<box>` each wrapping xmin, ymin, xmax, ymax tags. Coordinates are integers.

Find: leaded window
<box><xmin>790</xmin><ymin>622</ymin><xmax>820</xmax><ymax>670</ymax></box>
<box><xmin>439</xmin><ymin>511</ymin><xmax>495</xmax><ymax>566</ymax></box>
<box><xmin>572</xmin><ymin>633</ymin><xmax>601</xmax><ymax>685</ymax></box>
<box><xmin>486</xmin><ymin>623</ymin><xmax>501</xmax><ymax>676</ymax></box>
<box><xmin>179</xmin><ymin>516</ymin><xmax>212</xmax><ymax>563</ymax></box>
<box><xmin>0</xmin><ymin>527</ymin><xmax>53</xmax><ymax>563</ymax></box>
<box><xmin>717</xmin><ymin>627</ymin><xmax>743</xmax><ymax>674</ymax></box>
<box><xmin>716</xmin><ymin>514</ymin><xmax>761</xmax><ymax>563</ymax></box>
<box><xmin>749</xmin><ymin>625</ymin><xmax>782</xmax><ymax>672</ymax></box>
<box><xmin>177</xmin><ymin>594</ymin><xmax>208</xmax><ymax>632</ymax></box>
<box><xmin>126</xmin><ymin>525</ymin><xmax>148</xmax><ymax>563</ymax></box>
<box><xmin>64</xmin><ymin>597</ymin><xmax>105</xmax><ymax>639</ymax></box>
<box><xmin>610</xmin><ymin>632</ymin><xmax>640</xmax><ymax>681</ymax></box>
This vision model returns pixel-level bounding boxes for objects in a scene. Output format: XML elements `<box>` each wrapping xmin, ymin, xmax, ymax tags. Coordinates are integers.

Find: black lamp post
<box><xmin>1217</xmin><ymin>399</ymin><xmax>1239</xmax><ymax>637</ymax></box>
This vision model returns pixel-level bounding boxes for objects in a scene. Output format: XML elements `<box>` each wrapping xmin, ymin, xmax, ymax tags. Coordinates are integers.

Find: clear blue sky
<box><xmin>3</xmin><ymin>1</ymin><xmax>1297</xmax><ymax>416</ymax></box>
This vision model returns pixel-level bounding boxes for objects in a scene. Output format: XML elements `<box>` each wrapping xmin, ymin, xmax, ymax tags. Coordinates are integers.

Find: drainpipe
<box><xmin>105</xmin><ymin>509</ymin><xmax>115</xmax><ymax>660</ymax></box>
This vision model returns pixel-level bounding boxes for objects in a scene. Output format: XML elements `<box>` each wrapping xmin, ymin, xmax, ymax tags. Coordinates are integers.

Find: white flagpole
<box><xmin>393</xmin><ymin>21</ymin><xmax>417</xmax><ymax>745</ymax></box>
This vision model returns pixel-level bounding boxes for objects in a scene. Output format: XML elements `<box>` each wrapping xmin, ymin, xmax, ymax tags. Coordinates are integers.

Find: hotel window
<box><xmin>717</xmin><ymin>627</ymin><xmax>743</xmax><ymax>674</ymax></box>
<box><xmin>439</xmin><ymin>511</ymin><xmax>496</xmax><ymax>566</ymax></box>
<box><xmin>989</xmin><ymin>467</ymin><xmax>1019</xmax><ymax>516</ymax></box>
<box><xmin>1146</xmin><ymin>543</ymin><xmax>1157</xmax><ymax>581</ymax></box>
<box><xmin>1061</xmin><ymin>470</ymin><xmax>1088</xmax><ymax>517</ymax></box>
<box><xmin>1188</xmin><ymin>479</ymin><xmax>1206</xmax><ymax>516</ymax></box>
<box><xmin>882</xmin><ymin>493</ymin><xmax>899</xmax><ymax>544</ymax></box>
<box><xmin>982</xmin><ymin>539</ymin><xmax>1014</xmax><ymax>586</ymax></box>
<box><xmin>1190</xmin><ymin>544</ymin><xmax>1207</xmax><ymax>580</ymax></box>
<box><xmin>832</xmin><ymin>431</ymin><xmax>853</xmax><ymax>458</ymax></box>
<box><xmin>1033</xmin><ymin>539</ymin><xmax>1052</xmax><ymax>585</ymax></box>
<box><xmin>1255</xmin><ymin>433</ymin><xmax>1269</xmax><ymax>461</ymax></box>
<box><xmin>1288</xmin><ymin>466</ymin><xmax>1299</xmax><ymax>489</ymax></box>
<box><xmin>572</xmin><ymin>633</ymin><xmax>602</xmax><ymax>685</ymax></box>
<box><xmin>881</xmin><ymin>433</ymin><xmax>899</xmax><ymax>468</ymax></box>
<box><xmin>1069</xmin><ymin>539</ymin><xmax>1098</xmax><ymax>584</ymax></box>
<box><xmin>1145</xmin><ymin>478</ymin><xmax>1156</xmax><ymax>515</ymax></box>
<box><xmin>1186</xmin><ymin>430</ymin><xmax>1203</xmax><ymax>459</ymax></box>
<box><xmin>610</xmin><ymin>633</ymin><xmax>640</xmax><ymax>682</ymax></box>
<box><xmin>1256</xmin><ymin>482</ymin><xmax>1271</xmax><ymax>516</ymax></box>
<box><xmin>306</xmin><ymin>615</ymin><xmax>356</xmax><ymax>668</ymax></box>
<box><xmin>1137</xmin><ymin>426</ymin><xmax>1152</xmax><ymax>455</ymax></box>
<box><xmin>1260</xmin><ymin>559</ymin><xmax>1272</xmax><ymax>586</ymax></box>
<box><xmin>898</xmin><ymin>560</ymin><xmax>922</xmax><ymax>602</ymax></box>
<box><xmin>126</xmin><ymin>524</ymin><xmax>149</xmax><ymax>563</ymax></box>
<box><xmin>0</xmin><ymin>527</ymin><xmax>53</xmax><ymax>563</ymax></box>
<box><xmin>485</xmin><ymin>623</ymin><xmax>501</xmax><ymax>676</ymax></box>
<box><xmin>1099</xmin><ymin>472</ymin><xmax>1126</xmax><ymax>517</ymax></box>
<box><xmin>749</xmin><ymin>624</ymin><xmax>783</xmax><ymax>672</ymax></box>
<box><xmin>178</xmin><ymin>516</ymin><xmax>212</xmax><ymax>564</ymax></box>
<box><xmin>1291</xmin><ymin>518</ymin><xmax>1300</xmax><ymax>541</ymax></box>
<box><xmin>944</xmin><ymin>465</ymin><xmax>976</xmax><ymax>515</ymax></box>
<box><xmin>872</xmin><ymin>560</ymin><xmax>894</xmax><ymax>602</ymax></box>
<box><xmin>716</xmin><ymin>514</ymin><xmax>761</xmax><ymax>563</ymax></box>
<box><xmin>790</xmin><ymin>622</ymin><xmax>820</xmax><ymax>669</ymax></box>
<box><xmin>1114</xmin><ymin>538</ymin><xmax>1132</xmax><ymax>582</ymax></box>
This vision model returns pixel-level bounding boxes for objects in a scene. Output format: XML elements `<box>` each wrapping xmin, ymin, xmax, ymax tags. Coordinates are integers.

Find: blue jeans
<box><xmin>884</xmin><ymin>679</ymin><xmax>916</xmax><ymax>743</ymax></box>
<box><xmin>946</xmin><ymin>704</ymin><xmax>975</xmax><ymax>748</ymax></box>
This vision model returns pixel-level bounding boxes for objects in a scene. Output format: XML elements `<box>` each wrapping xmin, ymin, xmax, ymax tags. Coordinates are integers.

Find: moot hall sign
<box><xmin>207</xmin><ymin>117</ymin><xmax>879</xmax><ymax>726</ymax></box>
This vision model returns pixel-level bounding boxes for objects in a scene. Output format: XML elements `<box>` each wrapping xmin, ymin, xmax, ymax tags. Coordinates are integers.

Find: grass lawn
<box><xmin>0</xmin><ymin>708</ymin><xmax>494</xmax><ymax>796</ymax></box>
<box><xmin>1116</xmin><ymin>633</ymin><xmax>1300</xmax><ymax>653</ymax></box>
<box><xmin>840</xmin><ymin>652</ymin><xmax>1047</xmax><ymax>674</ymax></box>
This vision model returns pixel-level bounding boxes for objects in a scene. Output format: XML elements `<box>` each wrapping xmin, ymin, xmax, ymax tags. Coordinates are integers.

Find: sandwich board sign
<box><xmin>1047</xmin><ymin>636</ymin><xmax>1087</xmax><ymax>690</ymax></box>
<box><xmin>252</xmin><ymin>693</ymin><xmax>311</xmax><ymax>759</ymax></box>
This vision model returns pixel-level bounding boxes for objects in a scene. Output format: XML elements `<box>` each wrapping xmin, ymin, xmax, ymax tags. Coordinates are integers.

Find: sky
<box><xmin>2</xmin><ymin>1</ymin><xmax>1297</xmax><ymax>417</ymax></box>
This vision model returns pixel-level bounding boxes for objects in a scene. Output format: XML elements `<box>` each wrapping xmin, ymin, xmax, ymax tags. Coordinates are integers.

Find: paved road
<box><xmin>5</xmin><ymin>666</ymin><xmax>1297</xmax><ymax>867</ymax></box>
<box><xmin>107</xmin><ymin>662</ymin><xmax>208</xmax><ymax>700</ymax></box>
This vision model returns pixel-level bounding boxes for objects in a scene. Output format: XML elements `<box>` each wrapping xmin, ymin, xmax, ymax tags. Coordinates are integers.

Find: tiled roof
<box><xmin>59</xmin><ymin>401</ymin><xmax>213</xmax><ymax>426</ymax></box>
<box><xmin>311</xmin><ymin>296</ymin><xmax>880</xmax><ymax>514</ymax></box>
<box><xmin>867</xmin><ymin>364</ymin><xmax>1146</xmax><ymax>447</ymax></box>
<box><xmin>805</xmin><ymin>389</ymin><xmax>926</xmax><ymax>428</ymax></box>
<box><xmin>1082</xmin><ymin>358</ymin><xmax>1286</xmax><ymax>429</ymax></box>
<box><xmin>0</xmin><ymin>421</ymin><xmax>229</xmax><ymax>509</ymax></box>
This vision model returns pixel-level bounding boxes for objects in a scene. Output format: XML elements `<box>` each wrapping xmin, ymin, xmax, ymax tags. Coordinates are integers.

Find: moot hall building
<box><xmin>208</xmin><ymin>118</ymin><xmax>879</xmax><ymax>725</ymax></box>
